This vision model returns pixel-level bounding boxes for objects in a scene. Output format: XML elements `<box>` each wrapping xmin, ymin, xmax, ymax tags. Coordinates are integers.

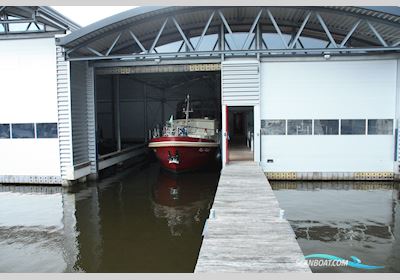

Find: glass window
<box><xmin>341</xmin><ymin>119</ymin><xmax>366</xmax><ymax>135</ymax></box>
<box><xmin>0</xmin><ymin>124</ymin><xmax>10</xmax><ymax>139</ymax></box>
<box><xmin>287</xmin><ymin>120</ymin><xmax>312</xmax><ymax>135</ymax></box>
<box><xmin>36</xmin><ymin>123</ymin><xmax>58</xmax><ymax>138</ymax></box>
<box><xmin>314</xmin><ymin>120</ymin><xmax>339</xmax><ymax>135</ymax></box>
<box><xmin>12</xmin><ymin>123</ymin><xmax>34</xmax><ymax>138</ymax></box>
<box><xmin>261</xmin><ymin>120</ymin><xmax>286</xmax><ymax>135</ymax></box>
<box><xmin>368</xmin><ymin>119</ymin><xmax>393</xmax><ymax>135</ymax></box>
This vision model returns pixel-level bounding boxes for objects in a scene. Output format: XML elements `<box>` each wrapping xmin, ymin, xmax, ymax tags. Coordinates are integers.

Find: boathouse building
<box><xmin>1</xmin><ymin>6</ymin><xmax>400</xmax><ymax>185</ymax></box>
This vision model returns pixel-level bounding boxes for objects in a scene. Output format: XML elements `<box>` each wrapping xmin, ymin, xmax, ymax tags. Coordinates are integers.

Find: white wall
<box><xmin>260</xmin><ymin>59</ymin><xmax>397</xmax><ymax>173</ymax></box>
<box><xmin>0</xmin><ymin>38</ymin><xmax>60</xmax><ymax>177</ymax></box>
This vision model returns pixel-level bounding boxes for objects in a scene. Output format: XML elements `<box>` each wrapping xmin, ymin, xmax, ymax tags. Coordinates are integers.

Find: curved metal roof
<box><xmin>57</xmin><ymin>6</ymin><xmax>400</xmax><ymax>60</ymax></box>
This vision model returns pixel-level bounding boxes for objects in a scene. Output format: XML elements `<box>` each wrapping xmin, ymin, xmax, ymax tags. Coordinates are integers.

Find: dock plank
<box><xmin>195</xmin><ymin>162</ymin><xmax>311</xmax><ymax>273</ymax></box>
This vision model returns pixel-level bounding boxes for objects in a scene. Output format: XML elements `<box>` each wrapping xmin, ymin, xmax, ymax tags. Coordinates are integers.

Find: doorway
<box><xmin>227</xmin><ymin>106</ymin><xmax>254</xmax><ymax>161</ymax></box>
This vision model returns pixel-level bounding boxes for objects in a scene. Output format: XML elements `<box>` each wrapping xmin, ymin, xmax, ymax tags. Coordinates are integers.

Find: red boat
<box><xmin>148</xmin><ymin>95</ymin><xmax>219</xmax><ymax>173</ymax></box>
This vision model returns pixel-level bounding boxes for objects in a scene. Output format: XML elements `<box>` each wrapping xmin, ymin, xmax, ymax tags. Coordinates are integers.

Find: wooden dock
<box><xmin>195</xmin><ymin>162</ymin><xmax>311</xmax><ymax>273</ymax></box>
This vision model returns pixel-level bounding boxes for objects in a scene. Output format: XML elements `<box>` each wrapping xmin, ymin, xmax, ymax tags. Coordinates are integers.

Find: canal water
<box><xmin>271</xmin><ymin>181</ymin><xmax>400</xmax><ymax>273</ymax></box>
<box><xmin>0</xmin><ymin>163</ymin><xmax>220</xmax><ymax>272</ymax></box>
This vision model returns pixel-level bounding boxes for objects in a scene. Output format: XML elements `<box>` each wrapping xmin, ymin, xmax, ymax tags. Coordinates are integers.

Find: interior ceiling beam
<box><xmin>68</xmin><ymin>46</ymin><xmax>400</xmax><ymax>61</ymax></box>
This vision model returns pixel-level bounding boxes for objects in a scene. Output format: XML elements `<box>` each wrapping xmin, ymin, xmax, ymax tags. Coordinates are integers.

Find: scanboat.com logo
<box><xmin>304</xmin><ymin>254</ymin><xmax>385</xmax><ymax>270</ymax></box>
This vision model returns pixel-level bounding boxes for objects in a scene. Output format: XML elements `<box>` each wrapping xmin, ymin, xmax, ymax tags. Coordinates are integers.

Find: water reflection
<box><xmin>271</xmin><ymin>181</ymin><xmax>400</xmax><ymax>273</ymax></box>
<box><xmin>0</xmin><ymin>163</ymin><xmax>219</xmax><ymax>272</ymax></box>
<box><xmin>151</xmin><ymin>172</ymin><xmax>219</xmax><ymax>237</ymax></box>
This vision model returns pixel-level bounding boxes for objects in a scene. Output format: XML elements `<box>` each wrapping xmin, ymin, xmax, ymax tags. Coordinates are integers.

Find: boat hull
<box><xmin>149</xmin><ymin>136</ymin><xmax>218</xmax><ymax>173</ymax></box>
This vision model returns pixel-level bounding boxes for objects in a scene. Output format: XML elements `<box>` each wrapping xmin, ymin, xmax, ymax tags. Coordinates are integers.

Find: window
<box><xmin>261</xmin><ymin>120</ymin><xmax>286</xmax><ymax>135</ymax></box>
<box><xmin>341</xmin><ymin>119</ymin><xmax>366</xmax><ymax>135</ymax></box>
<box><xmin>0</xmin><ymin>124</ymin><xmax>10</xmax><ymax>139</ymax></box>
<box><xmin>12</xmin><ymin>123</ymin><xmax>34</xmax><ymax>138</ymax></box>
<box><xmin>314</xmin><ymin>120</ymin><xmax>339</xmax><ymax>135</ymax></box>
<box><xmin>287</xmin><ymin>120</ymin><xmax>312</xmax><ymax>135</ymax></box>
<box><xmin>368</xmin><ymin>119</ymin><xmax>393</xmax><ymax>135</ymax></box>
<box><xmin>36</xmin><ymin>123</ymin><xmax>58</xmax><ymax>138</ymax></box>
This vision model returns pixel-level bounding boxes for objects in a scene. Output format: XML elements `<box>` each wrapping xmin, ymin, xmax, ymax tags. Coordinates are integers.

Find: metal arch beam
<box><xmin>366</xmin><ymin>20</ymin><xmax>388</xmax><ymax>47</ymax></box>
<box><xmin>0</xmin><ymin>6</ymin><xmax>5</xmax><ymax>13</ymax></box>
<box><xmin>340</xmin><ymin>19</ymin><xmax>361</xmax><ymax>48</ymax></box>
<box><xmin>149</xmin><ymin>17</ymin><xmax>169</xmax><ymax>53</ymax></box>
<box><xmin>218</xmin><ymin>10</ymin><xmax>238</xmax><ymax>50</ymax></box>
<box><xmin>289</xmin><ymin>12</ymin><xmax>311</xmax><ymax>49</ymax></box>
<box><xmin>315</xmin><ymin>12</ymin><xmax>338</xmax><ymax>48</ymax></box>
<box><xmin>195</xmin><ymin>10</ymin><xmax>215</xmax><ymax>51</ymax></box>
<box><xmin>266</xmin><ymin>9</ymin><xmax>288</xmax><ymax>49</ymax></box>
<box><xmin>242</xmin><ymin>8</ymin><xmax>263</xmax><ymax>50</ymax></box>
<box><xmin>106</xmin><ymin>32</ymin><xmax>122</xmax><ymax>56</ymax></box>
<box><xmin>128</xmin><ymin>30</ymin><xmax>147</xmax><ymax>53</ymax></box>
<box><xmin>171</xmin><ymin>16</ymin><xmax>194</xmax><ymax>51</ymax></box>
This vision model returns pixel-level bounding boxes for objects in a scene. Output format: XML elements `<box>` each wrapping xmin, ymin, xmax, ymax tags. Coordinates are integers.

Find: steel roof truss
<box><xmin>218</xmin><ymin>10</ymin><xmax>239</xmax><ymax>50</ymax></box>
<box><xmin>289</xmin><ymin>12</ymin><xmax>312</xmax><ymax>49</ymax></box>
<box><xmin>366</xmin><ymin>20</ymin><xmax>388</xmax><ymax>47</ymax></box>
<box><xmin>315</xmin><ymin>12</ymin><xmax>338</xmax><ymax>48</ymax></box>
<box><xmin>149</xmin><ymin>17</ymin><xmax>169</xmax><ymax>53</ymax></box>
<box><xmin>266</xmin><ymin>9</ymin><xmax>288</xmax><ymax>49</ymax></box>
<box><xmin>106</xmin><ymin>32</ymin><xmax>122</xmax><ymax>56</ymax></box>
<box><xmin>340</xmin><ymin>19</ymin><xmax>361</xmax><ymax>48</ymax></box>
<box><xmin>128</xmin><ymin>30</ymin><xmax>147</xmax><ymax>53</ymax></box>
<box><xmin>171</xmin><ymin>16</ymin><xmax>194</xmax><ymax>51</ymax></box>
<box><xmin>242</xmin><ymin>8</ymin><xmax>263</xmax><ymax>50</ymax></box>
<box><xmin>195</xmin><ymin>10</ymin><xmax>215</xmax><ymax>51</ymax></box>
<box><xmin>87</xmin><ymin>47</ymin><xmax>104</xmax><ymax>57</ymax></box>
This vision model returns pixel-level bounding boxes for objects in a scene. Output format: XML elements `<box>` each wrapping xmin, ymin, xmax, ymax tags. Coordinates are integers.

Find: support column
<box><xmin>254</xmin><ymin>104</ymin><xmax>261</xmax><ymax>163</ymax></box>
<box><xmin>113</xmin><ymin>75</ymin><xmax>121</xmax><ymax>151</ymax></box>
<box><xmin>395</xmin><ymin>59</ymin><xmax>400</xmax><ymax>180</ymax></box>
<box><xmin>144</xmin><ymin>84</ymin><xmax>148</xmax><ymax>142</ymax></box>
<box><xmin>56</xmin><ymin>45</ymin><xmax>74</xmax><ymax>186</ymax></box>
<box><xmin>219</xmin><ymin>23</ymin><xmax>225</xmax><ymax>61</ymax></box>
<box><xmin>87</xmin><ymin>65</ymin><xmax>98</xmax><ymax>180</ymax></box>
<box><xmin>256</xmin><ymin>22</ymin><xmax>261</xmax><ymax>60</ymax></box>
<box><xmin>221</xmin><ymin>105</ymin><xmax>228</xmax><ymax>166</ymax></box>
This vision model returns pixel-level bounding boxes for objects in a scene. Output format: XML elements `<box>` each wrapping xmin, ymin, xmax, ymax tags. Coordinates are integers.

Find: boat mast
<box><xmin>184</xmin><ymin>94</ymin><xmax>192</xmax><ymax>126</ymax></box>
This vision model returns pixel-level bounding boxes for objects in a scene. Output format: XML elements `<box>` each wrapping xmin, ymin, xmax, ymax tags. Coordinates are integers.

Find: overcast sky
<box><xmin>52</xmin><ymin>6</ymin><xmax>137</xmax><ymax>27</ymax></box>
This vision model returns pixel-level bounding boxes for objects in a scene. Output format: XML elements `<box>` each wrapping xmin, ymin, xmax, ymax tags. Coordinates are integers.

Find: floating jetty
<box><xmin>195</xmin><ymin>162</ymin><xmax>311</xmax><ymax>273</ymax></box>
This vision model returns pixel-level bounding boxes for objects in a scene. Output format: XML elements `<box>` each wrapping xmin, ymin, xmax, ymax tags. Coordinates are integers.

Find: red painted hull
<box><xmin>149</xmin><ymin>136</ymin><xmax>218</xmax><ymax>173</ymax></box>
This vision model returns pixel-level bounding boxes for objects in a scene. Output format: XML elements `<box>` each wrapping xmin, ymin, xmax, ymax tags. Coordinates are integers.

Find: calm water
<box><xmin>271</xmin><ymin>181</ymin><xmax>400</xmax><ymax>273</ymax></box>
<box><xmin>0</xmin><ymin>163</ymin><xmax>220</xmax><ymax>272</ymax></box>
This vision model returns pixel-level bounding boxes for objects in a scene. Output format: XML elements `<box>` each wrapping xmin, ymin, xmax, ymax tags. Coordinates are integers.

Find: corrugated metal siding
<box><xmin>221</xmin><ymin>60</ymin><xmax>260</xmax><ymax>105</ymax></box>
<box><xmin>70</xmin><ymin>61</ymin><xmax>89</xmax><ymax>165</ymax></box>
<box><xmin>56</xmin><ymin>46</ymin><xmax>73</xmax><ymax>180</ymax></box>
<box><xmin>86</xmin><ymin>66</ymin><xmax>97</xmax><ymax>173</ymax></box>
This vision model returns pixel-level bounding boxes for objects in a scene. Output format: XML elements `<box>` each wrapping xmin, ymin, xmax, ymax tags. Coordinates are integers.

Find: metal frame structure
<box><xmin>58</xmin><ymin>6</ymin><xmax>400</xmax><ymax>62</ymax></box>
<box><xmin>0</xmin><ymin>6</ymin><xmax>79</xmax><ymax>38</ymax></box>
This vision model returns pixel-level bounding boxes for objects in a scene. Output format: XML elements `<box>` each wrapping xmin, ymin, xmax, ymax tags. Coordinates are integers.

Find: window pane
<box><xmin>0</xmin><ymin>124</ymin><xmax>10</xmax><ymax>139</ymax></box>
<box><xmin>261</xmin><ymin>120</ymin><xmax>286</xmax><ymax>135</ymax></box>
<box><xmin>12</xmin><ymin>123</ymin><xmax>34</xmax><ymax>138</ymax></box>
<box><xmin>368</xmin><ymin>119</ymin><xmax>393</xmax><ymax>135</ymax></box>
<box><xmin>287</xmin><ymin>120</ymin><xmax>312</xmax><ymax>135</ymax></box>
<box><xmin>341</xmin><ymin>119</ymin><xmax>366</xmax><ymax>135</ymax></box>
<box><xmin>36</xmin><ymin>123</ymin><xmax>58</xmax><ymax>138</ymax></box>
<box><xmin>314</xmin><ymin>120</ymin><xmax>339</xmax><ymax>135</ymax></box>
